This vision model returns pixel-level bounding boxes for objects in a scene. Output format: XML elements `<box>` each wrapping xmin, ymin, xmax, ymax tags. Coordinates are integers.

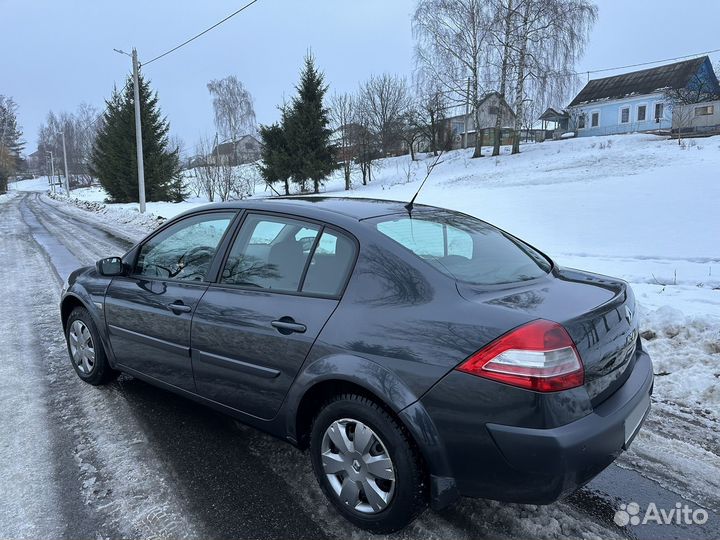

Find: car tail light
<box><xmin>457</xmin><ymin>319</ymin><xmax>584</xmax><ymax>392</ymax></box>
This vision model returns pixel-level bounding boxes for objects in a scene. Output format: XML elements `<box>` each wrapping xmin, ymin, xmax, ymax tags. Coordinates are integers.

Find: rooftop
<box><xmin>568</xmin><ymin>56</ymin><xmax>709</xmax><ymax>107</ymax></box>
<box><xmin>186</xmin><ymin>196</ymin><xmax>435</xmax><ymax>222</ymax></box>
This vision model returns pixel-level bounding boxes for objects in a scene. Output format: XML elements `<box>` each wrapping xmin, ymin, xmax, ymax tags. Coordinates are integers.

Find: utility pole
<box><xmin>463</xmin><ymin>77</ymin><xmax>471</xmax><ymax>149</ymax></box>
<box><xmin>114</xmin><ymin>47</ymin><xmax>147</xmax><ymax>212</ymax></box>
<box><xmin>132</xmin><ymin>48</ymin><xmax>146</xmax><ymax>213</ymax></box>
<box><xmin>60</xmin><ymin>131</ymin><xmax>70</xmax><ymax>194</ymax></box>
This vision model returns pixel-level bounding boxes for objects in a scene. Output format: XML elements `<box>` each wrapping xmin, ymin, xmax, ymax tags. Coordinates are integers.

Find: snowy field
<box><xmin>11</xmin><ymin>133</ymin><xmax>720</xmax><ymax>529</ymax></box>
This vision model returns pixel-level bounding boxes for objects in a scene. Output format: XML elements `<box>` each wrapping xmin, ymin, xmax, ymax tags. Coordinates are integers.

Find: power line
<box><xmin>143</xmin><ymin>0</ymin><xmax>260</xmax><ymax>66</ymax></box>
<box><xmin>442</xmin><ymin>46</ymin><xmax>720</xmax><ymax>88</ymax></box>
<box><xmin>585</xmin><ymin>47</ymin><xmax>720</xmax><ymax>76</ymax></box>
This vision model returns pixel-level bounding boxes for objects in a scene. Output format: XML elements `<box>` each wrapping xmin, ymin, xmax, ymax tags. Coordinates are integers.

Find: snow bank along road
<box><xmin>1</xmin><ymin>189</ymin><xmax>718</xmax><ymax>540</ymax></box>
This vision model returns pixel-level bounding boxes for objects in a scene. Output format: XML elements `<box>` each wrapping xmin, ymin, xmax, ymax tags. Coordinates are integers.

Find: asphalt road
<box><xmin>0</xmin><ymin>190</ymin><xmax>716</xmax><ymax>540</ymax></box>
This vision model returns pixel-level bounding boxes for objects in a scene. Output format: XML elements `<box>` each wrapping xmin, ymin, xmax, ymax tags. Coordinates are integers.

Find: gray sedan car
<box><xmin>61</xmin><ymin>197</ymin><xmax>653</xmax><ymax>533</ymax></box>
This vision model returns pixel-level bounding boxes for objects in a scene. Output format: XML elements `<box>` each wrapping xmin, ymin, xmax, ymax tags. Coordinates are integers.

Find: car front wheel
<box><xmin>309</xmin><ymin>394</ymin><xmax>427</xmax><ymax>533</ymax></box>
<box><xmin>66</xmin><ymin>307</ymin><xmax>118</xmax><ymax>385</ymax></box>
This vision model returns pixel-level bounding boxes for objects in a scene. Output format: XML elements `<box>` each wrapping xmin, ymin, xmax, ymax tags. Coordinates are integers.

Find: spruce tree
<box><xmin>258</xmin><ymin>121</ymin><xmax>291</xmax><ymax>195</ymax></box>
<box><xmin>0</xmin><ymin>96</ymin><xmax>24</xmax><ymax>193</ymax></box>
<box><xmin>284</xmin><ymin>54</ymin><xmax>337</xmax><ymax>193</ymax></box>
<box><xmin>91</xmin><ymin>71</ymin><xmax>184</xmax><ymax>203</ymax></box>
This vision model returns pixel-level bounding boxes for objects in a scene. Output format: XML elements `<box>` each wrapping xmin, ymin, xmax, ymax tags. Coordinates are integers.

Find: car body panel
<box><xmin>191</xmin><ymin>285</ymin><xmax>339</xmax><ymax>419</ymax></box>
<box><xmin>105</xmin><ymin>277</ymin><xmax>209</xmax><ymax>392</ymax></box>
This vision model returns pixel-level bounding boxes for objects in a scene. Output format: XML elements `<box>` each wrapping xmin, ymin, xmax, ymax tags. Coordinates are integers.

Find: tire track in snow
<box><xmin>24</xmin><ymin>193</ymin><xmax>132</xmax><ymax>266</ymax></box>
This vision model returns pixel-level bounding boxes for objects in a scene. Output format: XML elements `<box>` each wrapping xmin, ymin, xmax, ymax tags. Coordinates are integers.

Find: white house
<box><xmin>566</xmin><ymin>56</ymin><xmax>720</xmax><ymax>137</ymax></box>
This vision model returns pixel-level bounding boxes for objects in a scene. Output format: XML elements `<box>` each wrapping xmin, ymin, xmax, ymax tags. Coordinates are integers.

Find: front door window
<box><xmin>135</xmin><ymin>213</ymin><xmax>235</xmax><ymax>281</ymax></box>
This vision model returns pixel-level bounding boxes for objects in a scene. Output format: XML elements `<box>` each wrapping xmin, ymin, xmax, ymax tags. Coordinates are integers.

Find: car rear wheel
<box><xmin>309</xmin><ymin>394</ymin><xmax>427</xmax><ymax>533</ymax></box>
<box><xmin>66</xmin><ymin>307</ymin><xmax>118</xmax><ymax>385</ymax></box>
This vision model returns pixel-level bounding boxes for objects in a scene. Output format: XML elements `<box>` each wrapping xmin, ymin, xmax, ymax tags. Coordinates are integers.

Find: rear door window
<box><xmin>301</xmin><ymin>230</ymin><xmax>356</xmax><ymax>297</ymax></box>
<box><xmin>221</xmin><ymin>214</ymin><xmax>319</xmax><ymax>292</ymax></box>
<box><xmin>220</xmin><ymin>214</ymin><xmax>356</xmax><ymax>297</ymax></box>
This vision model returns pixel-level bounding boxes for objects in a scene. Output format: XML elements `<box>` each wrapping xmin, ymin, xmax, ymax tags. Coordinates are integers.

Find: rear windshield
<box><xmin>374</xmin><ymin>211</ymin><xmax>551</xmax><ymax>285</ymax></box>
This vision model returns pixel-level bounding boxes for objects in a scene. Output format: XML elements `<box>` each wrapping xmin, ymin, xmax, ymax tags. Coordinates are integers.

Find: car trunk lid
<box><xmin>457</xmin><ymin>267</ymin><xmax>639</xmax><ymax>406</ymax></box>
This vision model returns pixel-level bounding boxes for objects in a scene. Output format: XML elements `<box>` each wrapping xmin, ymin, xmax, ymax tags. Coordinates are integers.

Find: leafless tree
<box><xmin>207</xmin><ymin>76</ymin><xmax>256</xmax><ymax>158</ymax></box>
<box><xmin>192</xmin><ymin>137</ymin><xmax>220</xmax><ymax>202</ymax></box>
<box><xmin>401</xmin><ymin>101</ymin><xmax>424</xmax><ymax>161</ymax></box>
<box><xmin>352</xmin><ymin>113</ymin><xmax>378</xmax><ymax>186</ymax></box>
<box><xmin>669</xmin><ymin>102</ymin><xmax>694</xmax><ymax>146</ymax></box>
<box><xmin>329</xmin><ymin>92</ymin><xmax>356</xmax><ymax>190</ymax></box>
<box><xmin>664</xmin><ymin>70</ymin><xmax>719</xmax><ymax>106</ymax></box>
<box><xmin>168</xmin><ymin>134</ymin><xmax>187</xmax><ymax>168</ymax></box>
<box><xmin>488</xmin><ymin>0</ymin><xmax>516</xmax><ymax>156</ymax></box>
<box><xmin>358</xmin><ymin>73</ymin><xmax>411</xmax><ymax>156</ymax></box>
<box><xmin>192</xmin><ymin>136</ymin><xmax>256</xmax><ymax>201</ymax></box>
<box><xmin>663</xmin><ymin>68</ymin><xmax>719</xmax><ymax>146</ymax></box>
<box><xmin>508</xmin><ymin>0</ymin><xmax>597</xmax><ymax>154</ymax></box>
<box><xmin>37</xmin><ymin>104</ymin><xmax>101</xmax><ymax>187</ymax></box>
<box><xmin>413</xmin><ymin>0</ymin><xmax>495</xmax><ymax>158</ymax></box>
<box><xmin>231</xmin><ymin>165</ymin><xmax>257</xmax><ymax>199</ymax></box>
<box><xmin>412</xmin><ymin>78</ymin><xmax>451</xmax><ymax>156</ymax></box>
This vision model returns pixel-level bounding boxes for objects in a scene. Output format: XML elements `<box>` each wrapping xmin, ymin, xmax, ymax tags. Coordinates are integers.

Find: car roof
<box><xmin>182</xmin><ymin>196</ymin><xmax>438</xmax><ymax>222</ymax></box>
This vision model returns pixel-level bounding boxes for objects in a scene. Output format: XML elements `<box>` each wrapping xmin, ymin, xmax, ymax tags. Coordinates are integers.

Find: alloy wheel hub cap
<box><xmin>320</xmin><ymin>418</ymin><xmax>396</xmax><ymax>514</ymax></box>
<box><xmin>69</xmin><ymin>320</ymin><xmax>95</xmax><ymax>374</ymax></box>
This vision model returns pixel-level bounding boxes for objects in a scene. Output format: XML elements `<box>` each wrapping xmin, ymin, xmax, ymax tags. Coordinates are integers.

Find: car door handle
<box><xmin>271</xmin><ymin>318</ymin><xmax>306</xmax><ymax>334</ymax></box>
<box><xmin>167</xmin><ymin>302</ymin><xmax>192</xmax><ymax>314</ymax></box>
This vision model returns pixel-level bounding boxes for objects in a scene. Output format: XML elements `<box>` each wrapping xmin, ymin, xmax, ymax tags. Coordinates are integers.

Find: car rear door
<box><xmin>191</xmin><ymin>212</ymin><xmax>357</xmax><ymax>419</ymax></box>
<box><xmin>104</xmin><ymin>211</ymin><xmax>236</xmax><ymax>391</ymax></box>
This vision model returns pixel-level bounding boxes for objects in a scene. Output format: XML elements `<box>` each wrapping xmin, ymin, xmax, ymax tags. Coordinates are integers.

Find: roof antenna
<box><xmin>405</xmin><ymin>150</ymin><xmax>445</xmax><ymax>215</ymax></box>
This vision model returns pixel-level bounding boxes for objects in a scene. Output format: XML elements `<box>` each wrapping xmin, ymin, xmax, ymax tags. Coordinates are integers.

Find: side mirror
<box><xmin>96</xmin><ymin>256</ymin><xmax>125</xmax><ymax>276</ymax></box>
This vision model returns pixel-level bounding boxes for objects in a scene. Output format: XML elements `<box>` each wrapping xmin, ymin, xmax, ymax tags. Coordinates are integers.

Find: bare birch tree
<box><xmin>207</xmin><ymin>76</ymin><xmax>256</xmax><ymax>162</ymax></box>
<box><xmin>413</xmin><ymin>0</ymin><xmax>494</xmax><ymax>158</ymax></box>
<box><xmin>489</xmin><ymin>0</ymin><xmax>516</xmax><ymax>156</ymax></box>
<box><xmin>509</xmin><ymin>0</ymin><xmax>597</xmax><ymax>154</ymax></box>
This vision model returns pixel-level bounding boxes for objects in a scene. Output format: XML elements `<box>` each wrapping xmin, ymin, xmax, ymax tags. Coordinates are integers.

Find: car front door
<box><xmin>191</xmin><ymin>212</ymin><xmax>357</xmax><ymax>419</ymax></box>
<box><xmin>104</xmin><ymin>211</ymin><xmax>236</xmax><ymax>391</ymax></box>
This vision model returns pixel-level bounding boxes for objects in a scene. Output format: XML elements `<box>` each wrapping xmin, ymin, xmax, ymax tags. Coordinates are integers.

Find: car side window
<box><xmin>134</xmin><ymin>213</ymin><xmax>234</xmax><ymax>281</ymax></box>
<box><xmin>221</xmin><ymin>214</ymin><xmax>319</xmax><ymax>292</ymax></box>
<box><xmin>301</xmin><ymin>230</ymin><xmax>356</xmax><ymax>296</ymax></box>
<box><xmin>377</xmin><ymin>218</ymin><xmax>473</xmax><ymax>259</ymax></box>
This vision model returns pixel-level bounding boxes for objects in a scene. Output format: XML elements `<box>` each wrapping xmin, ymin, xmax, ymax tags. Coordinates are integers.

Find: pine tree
<box><xmin>91</xmin><ymin>71</ymin><xmax>184</xmax><ymax>203</ymax></box>
<box><xmin>0</xmin><ymin>96</ymin><xmax>24</xmax><ymax>194</ymax></box>
<box><xmin>258</xmin><ymin>121</ymin><xmax>291</xmax><ymax>195</ymax></box>
<box><xmin>284</xmin><ymin>54</ymin><xmax>337</xmax><ymax>193</ymax></box>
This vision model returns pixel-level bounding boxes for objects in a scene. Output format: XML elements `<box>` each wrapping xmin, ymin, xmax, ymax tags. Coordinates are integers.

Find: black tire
<box><xmin>65</xmin><ymin>307</ymin><xmax>118</xmax><ymax>386</ymax></box>
<box><xmin>309</xmin><ymin>394</ymin><xmax>427</xmax><ymax>533</ymax></box>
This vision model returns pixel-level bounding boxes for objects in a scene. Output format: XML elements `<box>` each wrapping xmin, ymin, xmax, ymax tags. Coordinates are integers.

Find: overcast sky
<box><xmin>2</xmin><ymin>0</ymin><xmax>718</xmax><ymax>156</ymax></box>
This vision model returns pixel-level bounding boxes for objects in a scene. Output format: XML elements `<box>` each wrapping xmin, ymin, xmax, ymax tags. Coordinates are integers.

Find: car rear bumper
<box><xmin>485</xmin><ymin>350</ymin><xmax>653</xmax><ymax>503</ymax></box>
<box><xmin>409</xmin><ymin>349</ymin><xmax>653</xmax><ymax>507</ymax></box>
